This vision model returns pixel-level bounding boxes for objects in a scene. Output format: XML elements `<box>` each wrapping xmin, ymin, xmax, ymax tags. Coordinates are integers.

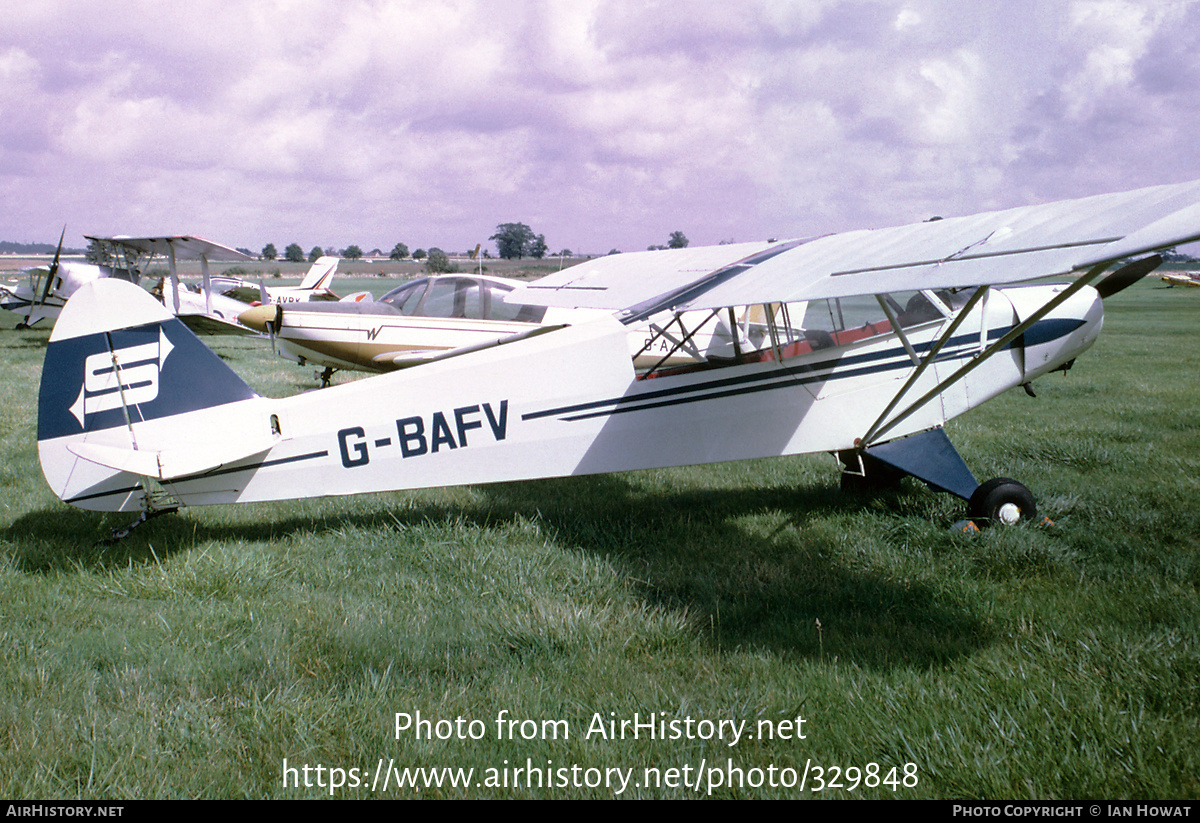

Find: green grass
<box><xmin>1</xmin><ymin>279</ymin><xmax>1197</xmax><ymax>798</ymax></box>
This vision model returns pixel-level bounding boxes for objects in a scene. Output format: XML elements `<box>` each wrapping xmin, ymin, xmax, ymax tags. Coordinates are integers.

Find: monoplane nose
<box><xmin>237</xmin><ymin>303</ymin><xmax>281</xmax><ymax>332</ymax></box>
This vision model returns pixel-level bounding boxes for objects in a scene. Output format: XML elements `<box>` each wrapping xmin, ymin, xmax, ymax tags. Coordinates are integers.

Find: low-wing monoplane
<box><xmin>36</xmin><ymin>180</ymin><xmax>1200</xmax><ymax>535</ymax></box>
<box><xmin>236</xmin><ymin>273</ymin><xmax>742</xmax><ymax>384</ymax></box>
<box><xmin>1161</xmin><ymin>270</ymin><xmax>1200</xmax><ymax>287</ymax></box>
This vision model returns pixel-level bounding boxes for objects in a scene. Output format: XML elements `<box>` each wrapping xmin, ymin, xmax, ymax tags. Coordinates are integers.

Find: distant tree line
<box><xmin>252</xmin><ymin>226</ymin><xmax>697</xmax><ymax>265</ymax></box>
<box><xmin>0</xmin><ymin>240</ymin><xmax>83</xmax><ymax>255</ymax></box>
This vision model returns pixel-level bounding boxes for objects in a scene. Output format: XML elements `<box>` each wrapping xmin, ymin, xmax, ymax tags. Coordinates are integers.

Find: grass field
<box><xmin>1</xmin><ymin>274</ymin><xmax>1197</xmax><ymax>798</ymax></box>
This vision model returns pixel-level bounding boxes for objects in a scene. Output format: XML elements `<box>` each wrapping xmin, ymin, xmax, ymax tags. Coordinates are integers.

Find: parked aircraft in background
<box><xmin>1161</xmin><ymin>270</ymin><xmax>1200</xmax><ymax>286</ymax></box>
<box><xmin>36</xmin><ymin>179</ymin><xmax>1200</xmax><ymax>538</ymax></box>
<box><xmin>1</xmin><ymin>231</ymin><xmax>138</xmax><ymax>328</ymax></box>
<box><xmin>88</xmin><ymin>237</ymin><xmax>341</xmax><ymax>334</ymax></box>
<box><xmin>236</xmin><ymin>273</ymin><xmax>748</xmax><ymax>384</ymax></box>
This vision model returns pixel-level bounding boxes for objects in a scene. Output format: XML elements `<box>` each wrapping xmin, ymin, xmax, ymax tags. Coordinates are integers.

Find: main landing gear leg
<box><xmin>839</xmin><ymin>428</ymin><xmax>1038</xmax><ymax>527</ymax></box>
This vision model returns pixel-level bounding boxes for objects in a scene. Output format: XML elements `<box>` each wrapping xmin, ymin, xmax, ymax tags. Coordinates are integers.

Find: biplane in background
<box><xmin>86</xmin><ymin>237</ymin><xmax>341</xmax><ymax>335</ymax></box>
<box><xmin>236</xmin><ymin>273</ymin><xmax>745</xmax><ymax>385</ymax></box>
<box><xmin>36</xmin><ymin>180</ymin><xmax>1200</xmax><ymax>536</ymax></box>
<box><xmin>0</xmin><ymin>230</ymin><xmax>131</xmax><ymax>328</ymax></box>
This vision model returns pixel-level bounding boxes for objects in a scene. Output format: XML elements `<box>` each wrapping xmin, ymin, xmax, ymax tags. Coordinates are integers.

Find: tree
<box><xmin>530</xmin><ymin>233</ymin><xmax>547</xmax><ymax>259</ymax></box>
<box><xmin>284</xmin><ymin>243</ymin><xmax>305</xmax><ymax>263</ymax></box>
<box><xmin>490</xmin><ymin>222</ymin><xmax>536</xmax><ymax>259</ymax></box>
<box><xmin>668</xmin><ymin>231</ymin><xmax>689</xmax><ymax>249</ymax></box>
<box><xmin>261</xmin><ymin>244</ymin><xmax>277</xmax><ymax>260</ymax></box>
<box><xmin>389</xmin><ymin>242</ymin><xmax>410</xmax><ymax>261</ymax></box>
<box><xmin>425</xmin><ymin>248</ymin><xmax>457</xmax><ymax>273</ymax></box>
<box><xmin>344</xmin><ymin>245</ymin><xmax>363</xmax><ymax>260</ymax></box>
<box><xmin>412</xmin><ymin>248</ymin><xmax>427</xmax><ymax>260</ymax></box>
<box><xmin>308</xmin><ymin>246</ymin><xmax>324</xmax><ymax>263</ymax></box>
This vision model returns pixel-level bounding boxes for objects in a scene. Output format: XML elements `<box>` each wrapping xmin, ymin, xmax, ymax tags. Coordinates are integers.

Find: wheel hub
<box><xmin>997</xmin><ymin>502</ymin><xmax>1022</xmax><ymax>526</ymax></box>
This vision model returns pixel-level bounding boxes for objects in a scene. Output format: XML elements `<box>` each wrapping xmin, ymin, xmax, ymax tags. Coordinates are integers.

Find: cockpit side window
<box><xmin>482</xmin><ymin>280</ymin><xmax>547</xmax><ymax>322</ymax></box>
<box><xmin>420</xmin><ymin>278</ymin><xmax>470</xmax><ymax>318</ymax></box>
<box><xmin>380</xmin><ymin>280</ymin><xmax>429</xmax><ymax>315</ymax></box>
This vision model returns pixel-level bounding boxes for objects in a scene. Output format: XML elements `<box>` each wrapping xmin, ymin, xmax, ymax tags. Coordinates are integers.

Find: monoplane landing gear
<box><xmin>842</xmin><ymin>428</ymin><xmax>1041</xmax><ymax>528</ymax></box>
<box><xmin>316</xmin><ymin>366</ymin><xmax>336</xmax><ymax>388</ymax></box>
<box><xmin>966</xmin><ymin>477</ymin><xmax>1037</xmax><ymax>526</ymax></box>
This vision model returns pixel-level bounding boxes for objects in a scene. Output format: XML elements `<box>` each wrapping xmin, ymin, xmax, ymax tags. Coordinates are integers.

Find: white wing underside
<box><xmin>509</xmin><ymin>180</ymin><xmax>1200</xmax><ymax>311</ymax></box>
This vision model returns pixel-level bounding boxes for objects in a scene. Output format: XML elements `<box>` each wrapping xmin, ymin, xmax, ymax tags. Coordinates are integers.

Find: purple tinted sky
<box><xmin>3</xmin><ymin>0</ymin><xmax>1200</xmax><ymax>256</ymax></box>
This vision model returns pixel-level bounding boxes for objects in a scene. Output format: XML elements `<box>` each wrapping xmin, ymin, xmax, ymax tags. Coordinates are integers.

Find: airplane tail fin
<box><xmin>37</xmin><ymin>279</ymin><xmax>266</xmax><ymax>511</ymax></box>
<box><xmin>298</xmin><ymin>256</ymin><xmax>339</xmax><ymax>291</ymax></box>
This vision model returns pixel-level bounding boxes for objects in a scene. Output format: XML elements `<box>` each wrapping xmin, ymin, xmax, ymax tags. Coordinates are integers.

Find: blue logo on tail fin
<box><xmin>38</xmin><ymin>317</ymin><xmax>258</xmax><ymax>442</ymax></box>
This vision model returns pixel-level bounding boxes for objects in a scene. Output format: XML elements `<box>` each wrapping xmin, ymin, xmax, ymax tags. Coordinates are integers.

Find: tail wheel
<box><xmin>967</xmin><ymin>478</ymin><xmax>1036</xmax><ymax>526</ymax></box>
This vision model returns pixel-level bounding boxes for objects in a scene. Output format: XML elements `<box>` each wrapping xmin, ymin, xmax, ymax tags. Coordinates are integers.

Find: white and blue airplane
<box><xmin>35</xmin><ymin>180</ymin><xmax>1200</xmax><ymax>536</ymax></box>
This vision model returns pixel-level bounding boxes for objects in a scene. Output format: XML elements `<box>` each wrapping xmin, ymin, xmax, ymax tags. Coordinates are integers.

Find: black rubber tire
<box><xmin>967</xmin><ymin>478</ymin><xmax>1036</xmax><ymax>525</ymax></box>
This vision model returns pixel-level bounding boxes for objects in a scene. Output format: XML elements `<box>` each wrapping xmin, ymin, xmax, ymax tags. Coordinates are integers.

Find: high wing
<box><xmin>510</xmin><ymin>179</ymin><xmax>1200</xmax><ymax>316</ymax></box>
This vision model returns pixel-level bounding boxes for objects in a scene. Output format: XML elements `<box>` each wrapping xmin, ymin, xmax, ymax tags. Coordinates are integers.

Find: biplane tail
<box><xmin>37</xmin><ymin>279</ymin><xmax>269</xmax><ymax>511</ymax></box>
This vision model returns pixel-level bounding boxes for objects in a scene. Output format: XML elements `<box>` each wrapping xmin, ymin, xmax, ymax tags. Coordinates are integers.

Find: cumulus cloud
<box><xmin>3</xmin><ymin>0</ymin><xmax>1200</xmax><ymax>254</ymax></box>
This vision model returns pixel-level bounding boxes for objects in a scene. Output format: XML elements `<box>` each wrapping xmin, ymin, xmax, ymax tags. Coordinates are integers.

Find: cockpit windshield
<box><xmin>379</xmin><ymin>276</ymin><xmax>547</xmax><ymax>322</ymax></box>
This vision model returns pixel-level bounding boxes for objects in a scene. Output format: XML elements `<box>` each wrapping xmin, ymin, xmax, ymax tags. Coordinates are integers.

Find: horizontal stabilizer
<box><xmin>67</xmin><ymin>439</ymin><xmax>275</xmax><ymax>481</ymax></box>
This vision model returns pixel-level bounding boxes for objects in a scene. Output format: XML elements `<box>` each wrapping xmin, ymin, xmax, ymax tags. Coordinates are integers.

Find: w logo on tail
<box><xmin>67</xmin><ymin>329</ymin><xmax>174</xmax><ymax>426</ymax></box>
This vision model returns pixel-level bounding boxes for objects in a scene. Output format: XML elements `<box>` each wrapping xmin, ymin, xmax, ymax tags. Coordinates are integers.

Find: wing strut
<box><xmin>860</xmin><ymin>285</ymin><xmax>989</xmax><ymax>446</ymax></box>
<box><xmin>637</xmin><ymin>309</ymin><xmax>723</xmax><ymax>376</ymax></box>
<box><xmin>861</xmin><ymin>262</ymin><xmax>1111</xmax><ymax>447</ymax></box>
<box><xmin>875</xmin><ymin>294</ymin><xmax>922</xmax><ymax>367</ymax></box>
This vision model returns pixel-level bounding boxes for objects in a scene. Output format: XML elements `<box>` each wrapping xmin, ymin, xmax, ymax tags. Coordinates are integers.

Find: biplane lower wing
<box><xmin>36</xmin><ymin>180</ymin><xmax>1200</xmax><ymax>528</ymax></box>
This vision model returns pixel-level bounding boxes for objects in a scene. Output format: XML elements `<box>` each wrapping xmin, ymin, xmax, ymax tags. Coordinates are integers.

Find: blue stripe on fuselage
<box><xmin>526</xmin><ymin>318</ymin><xmax>1084</xmax><ymax>423</ymax></box>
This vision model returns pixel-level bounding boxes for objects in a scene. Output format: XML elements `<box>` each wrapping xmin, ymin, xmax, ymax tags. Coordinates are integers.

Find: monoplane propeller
<box><xmin>263</xmin><ymin>299</ymin><xmax>283</xmax><ymax>355</ymax></box>
<box><xmin>36</xmin><ymin>226</ymin><xmax>66</xmax><ymax>309</ymax></box>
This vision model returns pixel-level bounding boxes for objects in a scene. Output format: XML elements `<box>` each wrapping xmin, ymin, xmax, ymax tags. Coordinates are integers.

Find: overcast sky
<box><xmin>3</xmin><ymin>0</ymin><xmax>1200</xmax><ymax>256</ymax></box>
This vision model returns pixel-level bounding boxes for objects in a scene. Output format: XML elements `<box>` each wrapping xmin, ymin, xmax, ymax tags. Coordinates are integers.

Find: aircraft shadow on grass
<box><xmin>5</xmin><ymin>471</ymin><xmax>993</xmax><ymax>672</ymax></box>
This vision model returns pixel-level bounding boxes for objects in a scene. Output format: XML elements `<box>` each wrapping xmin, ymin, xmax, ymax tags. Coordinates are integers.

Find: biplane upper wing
<box><xmin>85</xmin><ymin>235</ymin><xmax>253</xmax><ymax>262</ymax></box>
<box><xmin>510</xmin><ymin>179</ymin><xmax>1200</xmax><ymax>314</ymax></box>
